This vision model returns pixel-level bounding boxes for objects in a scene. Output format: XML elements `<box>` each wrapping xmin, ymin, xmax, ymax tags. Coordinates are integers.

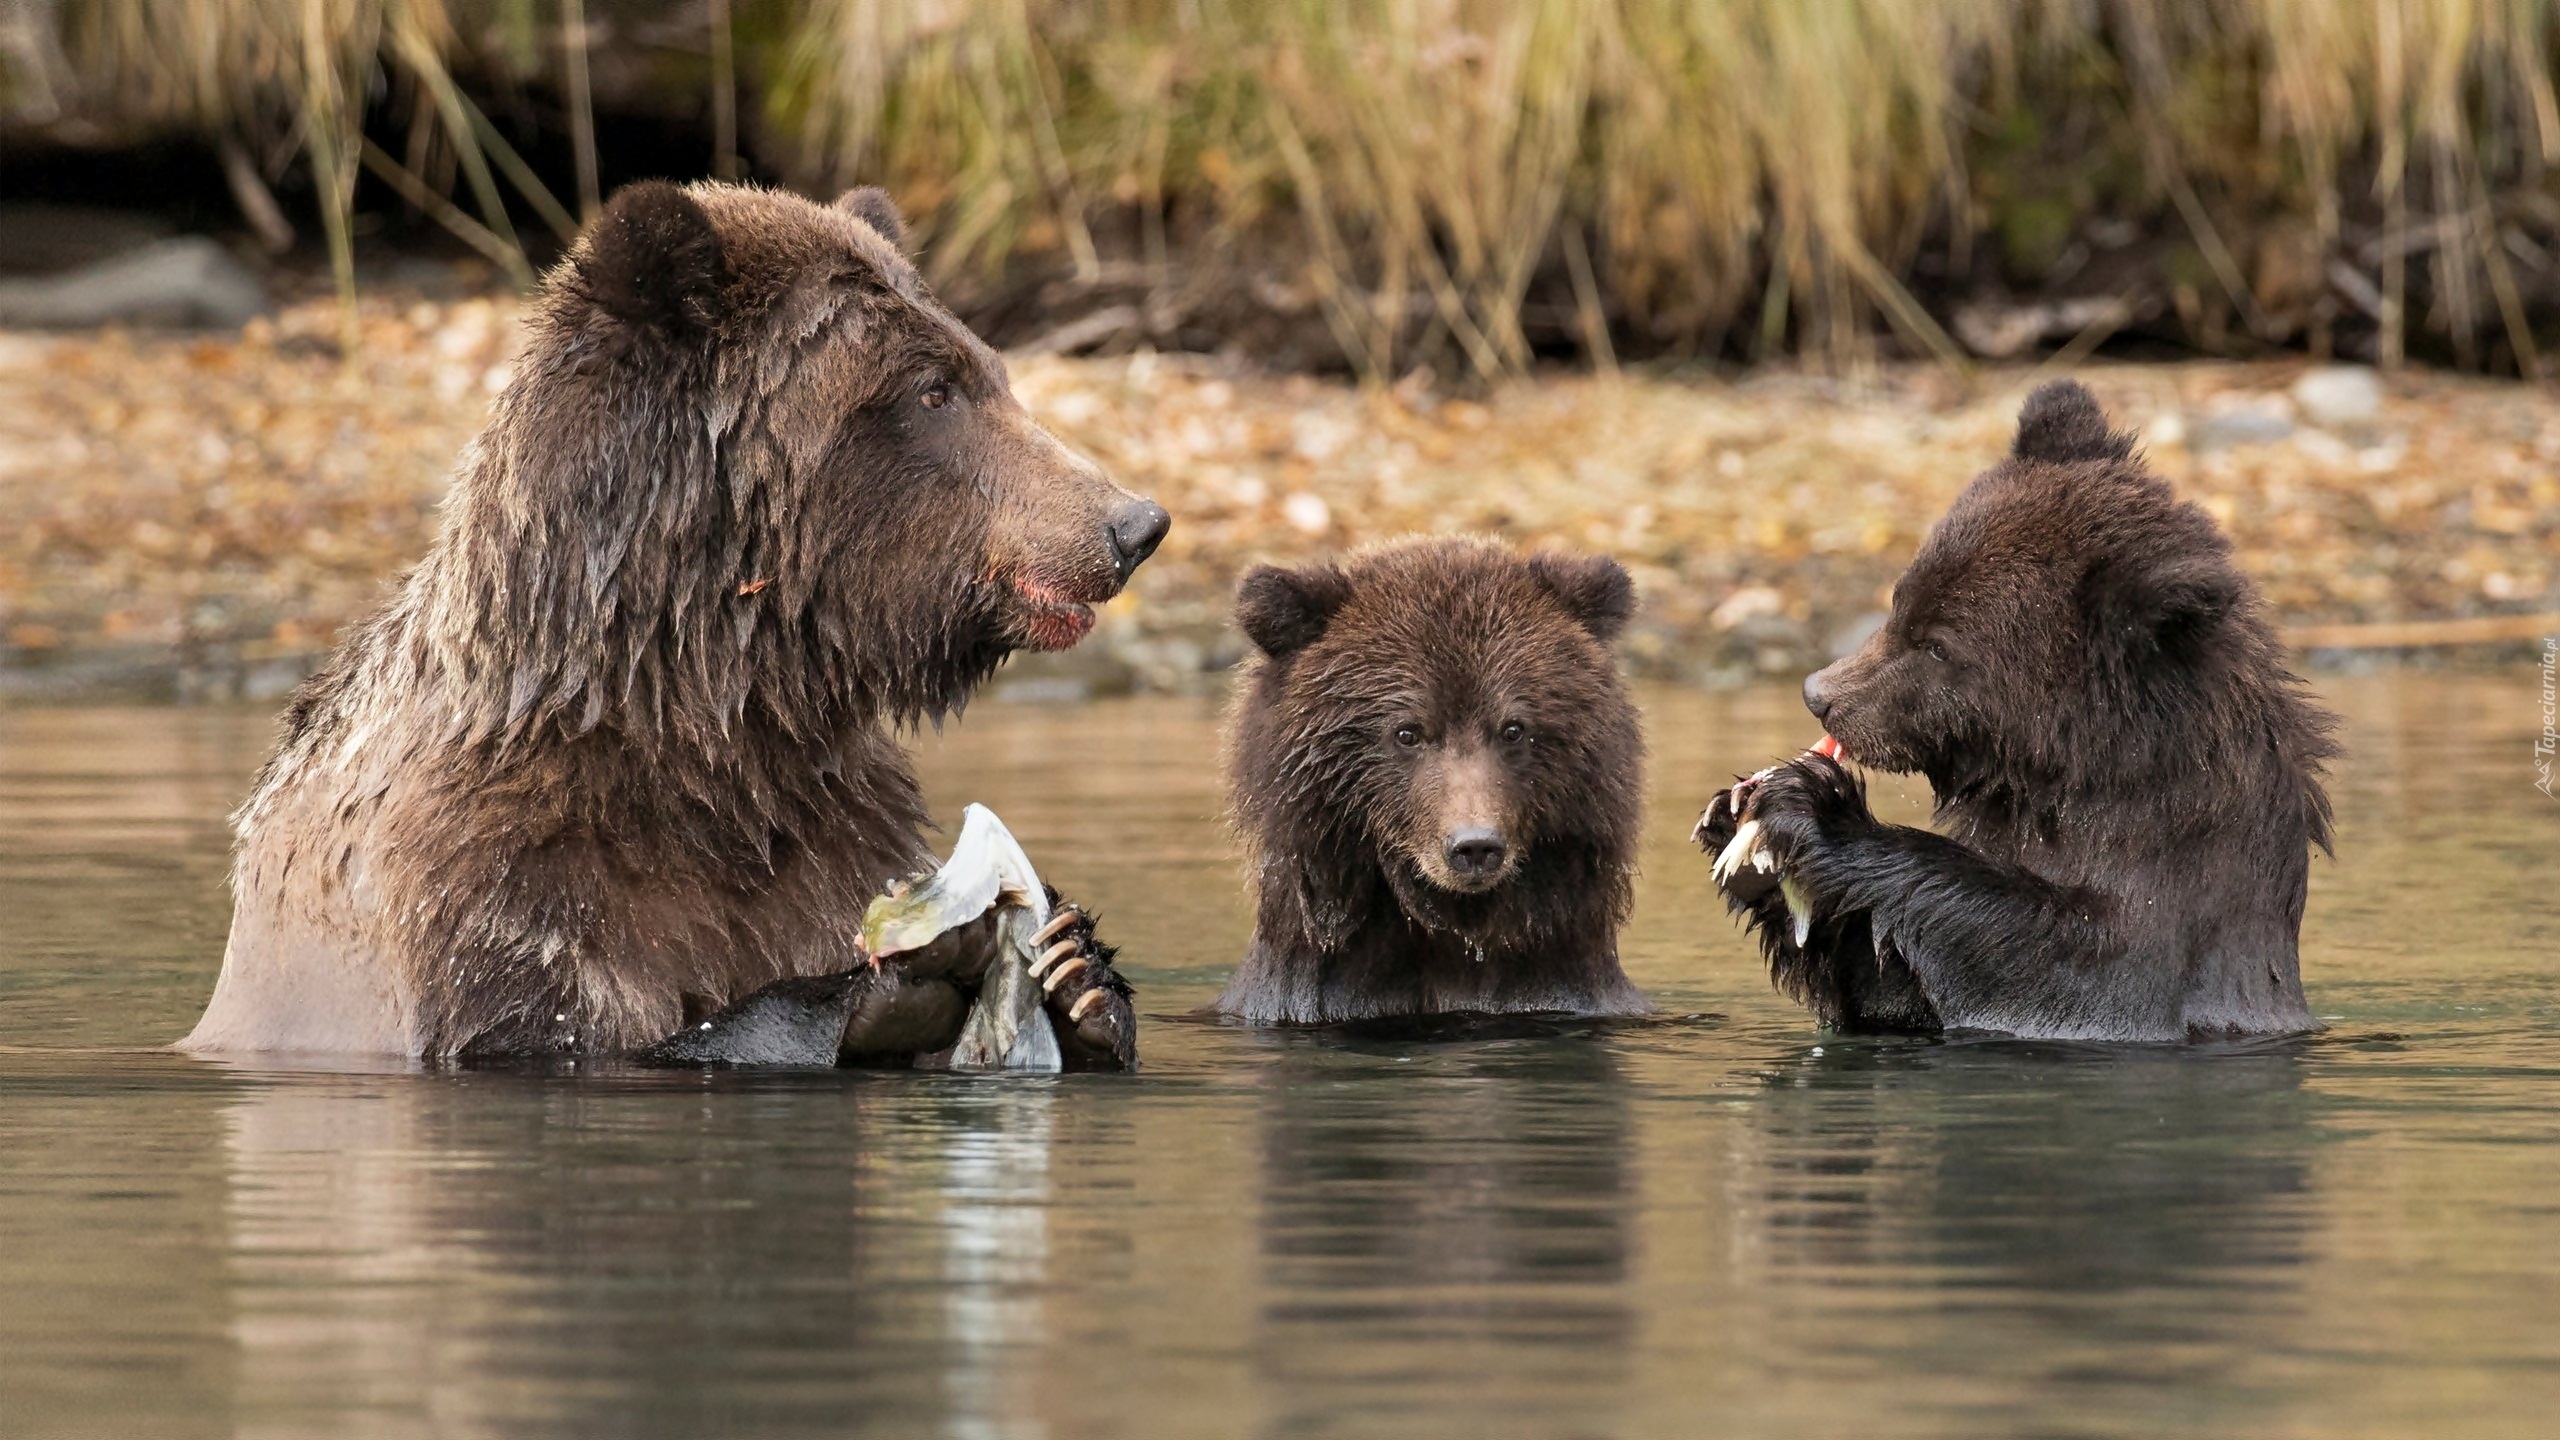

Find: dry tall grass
<box><xmin>23</xmin><ymin>0</ymin><xmax>2560</xmax><ymax>377</ymax></box>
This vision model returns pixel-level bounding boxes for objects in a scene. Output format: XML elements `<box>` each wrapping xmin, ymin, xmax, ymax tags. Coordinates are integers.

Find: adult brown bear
<box><xmin>183</xmin><ymin>182</ymin><xmax>1162</xmax><ymax>1064</ymax></box>
<box><xmin>1217</xmin><ymin>537</ymin><xmax>1650</xmax><ymax>1023</ymax></box>
<box><xmin>1697</xmin><ymin>380</ymin><xmax>2338</xmax><ymax>1042</ymax></box>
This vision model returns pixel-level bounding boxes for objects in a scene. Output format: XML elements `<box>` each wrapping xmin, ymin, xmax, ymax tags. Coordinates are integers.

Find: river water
<box><xmin>1</xmin><ymin>675</ymin><xmax>2553</xmax><ymax>1439</ymax></box>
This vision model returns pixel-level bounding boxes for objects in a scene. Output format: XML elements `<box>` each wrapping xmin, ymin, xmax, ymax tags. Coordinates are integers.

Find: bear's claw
<box><xmin>1712</xmin><ymin>818</ymin><xmax>1764</xmax><ymax>884</ymax></box>
<box><xmin>1699</xmin><ymin>755</ymin><xmax>1878</xmax><ymax>958</ymax></box>
<box><xmin>1032</xmin><ymin>888</ymin><xmax>1139</xmax><ymax>1071</ymax></box>
<box><xmin>1030</xmin><ymin>937</ymin><xmax>1080</xmax><ymax>978</ymax></box>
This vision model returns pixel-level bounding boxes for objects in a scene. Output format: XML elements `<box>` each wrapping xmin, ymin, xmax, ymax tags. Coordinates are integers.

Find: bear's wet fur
<box><xmin>1697</xmin><ymin>380</ymin><xmax>2339</xmax><ymax>1042</ymax></box>
<box><xmin>185</xmin><ymin>181</ymin><xmax>1162</xmax><ymax>1061</ymax></box>
<box><xmin>1217</xmin><ymin>536</ymin><xmax>1650</xmax><ymax>1023</ymax></box>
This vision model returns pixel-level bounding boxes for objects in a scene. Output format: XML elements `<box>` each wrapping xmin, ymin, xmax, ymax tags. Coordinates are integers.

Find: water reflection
<box><xmin>1743</xmin><ymin>1039</ymin><xmax>2319</xmax><ymax>1285</ymax></box>
<box><xmin>0</xmin><ymin>673</ymin><xmax>2553</xmax><ymax>1439</ymax></box>
<box><xmin>1245</xmin><ymin>1031</ymin><xmax>1637</xmax><ymax>1435</ymax></box>
<box><xmin>209</xmin><ymin>1066</ymin><xmax>1086</xmax><ymax>1439</ymax></box>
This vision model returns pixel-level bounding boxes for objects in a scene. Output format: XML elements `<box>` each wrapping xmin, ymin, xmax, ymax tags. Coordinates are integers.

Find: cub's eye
<box><xmin>919</xmin><ymin>379</ymin><xmax>951</xmax><ymax>410</ymax></box>
<box><xmin>1924</xmin><ymin>639</ymin><xmax>1951</xmax><ymax>663</ymax></box>
<box><xmin>1499</xmin><ymin>720</ymin><xmax>1527</xmax><ymax>745</ymax></box>
<box><xmin>1393</xmin><ymin>725</ymin><xmax>1422</xmax><ymax>749</ymax></box>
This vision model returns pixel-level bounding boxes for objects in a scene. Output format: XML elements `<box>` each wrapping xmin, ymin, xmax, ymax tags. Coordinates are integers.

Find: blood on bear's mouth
<box><xmin>1811</xmin><ymin>733</ymin><xmax>1848</xmax><ymax>763</ymax></box>
<box><xmin>1006</xmin><ymin>574</ymin><xmax>1103</xmax><ymax>652</ymax></box>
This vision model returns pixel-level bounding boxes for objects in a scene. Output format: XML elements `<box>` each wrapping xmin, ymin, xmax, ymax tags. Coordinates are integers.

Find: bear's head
<box><xmin>1229</xmin><ymin>537</ymin><xmax>1641</xmax><ymax>941</ymax></box>
<box><xmin>1801</xmin><ymin>379</ymin><xmax>2283</xmax><ymax>801</ymax></box>
<box><xmin>435</xmin><ymin>180</ymin><xmax>1167</xmax><ymax>743</ymax></box>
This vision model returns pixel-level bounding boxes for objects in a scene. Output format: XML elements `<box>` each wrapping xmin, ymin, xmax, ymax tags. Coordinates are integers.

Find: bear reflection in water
<box><xmin>179</xmin><ymin>1021</ymin><xmax>2337</xmax><ymax>1433</ymax></box>
<box><xmin>206</xmin><ymin>1064</ymin><xmax>1112</xmax><ymax>1433</ymax></box>
<box><xmin>1721</xmin><ymin>1036</ymin><xmax>2325</xmax><ymax>1416</ymax></box>
<box><xmin>1240</xmin><ymin>1028</ymin><xmax>1642</xmax><ymax>1427</ymax></box>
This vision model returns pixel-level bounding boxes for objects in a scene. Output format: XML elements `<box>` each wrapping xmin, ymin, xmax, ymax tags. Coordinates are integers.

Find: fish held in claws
<box><xmin>860</xmin><ymin>803</ymin><xmax>1064</xmax><ymax>1073</ymax></box>
<box><xmin>1701</xmin><ymin>734</ymin><xmax>1850</xmax><ymax>942</ymax></box>
<box><xmin>643</xmin><ymin>805</ymin><xmax>1068</xmax><ymax>1070</ymax></box>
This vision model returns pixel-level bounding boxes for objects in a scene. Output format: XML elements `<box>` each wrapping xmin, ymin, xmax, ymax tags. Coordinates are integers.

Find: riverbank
<box><xmin>2</xmin><ymin>287</ymin><xmax>2554</xmax><ymax>703</ymax></box>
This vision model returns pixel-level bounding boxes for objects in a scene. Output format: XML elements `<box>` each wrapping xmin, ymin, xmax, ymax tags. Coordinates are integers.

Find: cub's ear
<box><xmin>2084</xmin><ymin>555</ymin><xmax>2240</xmax><ymax>657</ymax></box>
<box><xmin>2013</xmin><ymin>379</ymin><xmax>2136</xmax><ymax>464</ymax></box>
<box><xmin>1529</xmin><ymin>552</ymin><xmax>1636</xmax><ymax>642</ymax></box>
<box><xmin>1235</xmin><ymin>563</ymin><xmax>1352</xmax><ymax>658</ymax></box>
<box><xmin>833</xmin><ymin>186</ymin><xmax>909</xmax><ymax>252</ymax></box>
<box><xmin>577</xmin><ymin>180</ymin><xmax>728</xmax><ymax>333</ymax></box>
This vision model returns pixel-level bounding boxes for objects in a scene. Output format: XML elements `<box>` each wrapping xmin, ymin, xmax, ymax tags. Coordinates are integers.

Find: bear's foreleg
<box><xmin>639</xmin><ymin>967</ymin><xmax>968</xmax><ymax>1067</ymax></box>
<box><xmin>1740</xmin><ymin>757</ymin><xmax>2174</xmax><ymax>1039</ymax></box>
<box><xmin>1698</xmin><ymin>774</ymin><xmax>1932</xmax><ymax>1030</ymax></box>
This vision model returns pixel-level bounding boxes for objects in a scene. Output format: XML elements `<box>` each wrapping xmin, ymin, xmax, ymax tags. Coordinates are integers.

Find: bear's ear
<box><xmin>2013</xmin><ymin>379</ymin><xmax>2136</xmax><ymax>465</ymax></box>
<box><xmin>1236</xmin><ymin>563</ymin><xmax>1352</xmax><ymax>658</ymax></box>
<box><xmin>577</xmin><ymin>180</ymin><xmax>729</xmax><ymax>333</ymax></box>
<box><xmin>1529</xmin><ymin>552</ymin><xmax>1636</xmax><ymax>642</ymax></box>
<box><xmin>2085</xmin><ymin>556</ymin><xmax>2239</xmax><ymax>658</ymax></box>
<box><xmin>833</xmin><ymin>186</ymin><xmax>909</xmax><ymax>252</ymax></box>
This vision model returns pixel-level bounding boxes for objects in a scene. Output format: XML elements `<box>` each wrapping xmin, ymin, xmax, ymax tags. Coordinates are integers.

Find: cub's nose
<box><xmin>1444</xmin><ymin>827</ymin><xmax>1508</xmax><ymax>881</ymax></box>
<box><xmin>1105</xmin><ymin>498</ymin><xmax>1171</xmax><ymax>580</ymax></box>
<box><xmin>1802</xmin><ymin>664</ymin><xmax>1837</xmax><ymax>723</ymax></box>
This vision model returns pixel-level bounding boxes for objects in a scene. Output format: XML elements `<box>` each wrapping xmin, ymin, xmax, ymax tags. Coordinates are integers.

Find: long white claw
<box><xmin>1031</xmin><ymin>910</ymin><xmax>1080</xmax><ymax>947</ymax></box>
<box><xmin>1041</xmin><ymin>957</ymin><xmax>1089</xmax><ymax>995</ymax></box>
<box><xmin>1713</xmin><ymin>819</ymin><xmax>1764</xmax><ymax>885</ymax></box>
<box><xmin>1069</xmin><ymin>989</ymin><xmax>1108</xmax><ymax>1023</ymax></box>
<box><xmin>1780</xmin><ymin>873</ymin><xmax>1814</xmax><ymax>948</ymax></box>
<box><xmin>1029</xmin><ymin>938</ymin><xmax>1079</xmax><ymax>978</ymax></box>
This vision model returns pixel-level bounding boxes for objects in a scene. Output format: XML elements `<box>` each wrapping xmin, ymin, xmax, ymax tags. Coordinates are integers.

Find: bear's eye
<box><xmin>1924</xmin><ymin>638</ymin><xmax>1951</xmax><ymax>663</ymax></box>
<box><xmin>1393</xmin><ymin>725</ymin><xmax>1422</xmax><ymax>749</ymax></box>
<box><xmin>919</xmin><ymin>379</ymin><xmax>951</xmax><ymax>410</ymax></box>
<box><xmin>1499</xmin><ymin>720</ymin><xmax>1527</xmax><ymax>745</ymax></box>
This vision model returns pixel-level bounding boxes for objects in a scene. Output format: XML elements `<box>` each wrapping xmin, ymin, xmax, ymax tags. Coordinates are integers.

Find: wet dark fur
<box><xmin>1218</xmin><ymin>537</ymin><xmax>1649</xmax><ymax>1023</ymax></box>
<box><xmin>187</xmin><ymin>182</ymin><xmax>1153</xmax><ymax>1059</ymax></box>
<box><xmin>1698</xmin><ymin>380</ymin><xmax>2339</xmax><ymax>1041</ymax></box>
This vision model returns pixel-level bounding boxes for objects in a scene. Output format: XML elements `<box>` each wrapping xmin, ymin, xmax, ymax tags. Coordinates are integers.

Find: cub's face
<box><xmin>1802</xmin><ymin>454</ymin><xmax>2241</xmax><ymax>797</ymax></box>
<box><xmin>569</xmin><ymin>181</ymin><xmax>1167</xmax><ymax>713</ymax></box>
<box><xmin>1799</xmin><ymin>477</ymin><xmax>2077</xmax><ymax>786</ymax></box>
<box><xmin>1233</xmin><ymin>540</ymin><xmax>1640</xmax><ymax>919</ymax></box>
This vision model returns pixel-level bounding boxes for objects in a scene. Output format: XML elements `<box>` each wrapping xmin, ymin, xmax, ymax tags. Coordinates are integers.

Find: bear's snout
<box><xmin>1443</xmin><ymin>827</ymin><xmax>1509</xmax><ymax>884</ymax></box>
<box><xmin>1417</xmin><ymin>746</ymin><xmax>1518</xmax><ymax>893</ymax></box>
<box><xmin>1803</xmin><ymin>662</ymin><xmax>1839</xmax><ymax>723</ymax></box>
<box><xmin>1105</xmin><ymin>497</ymin><xmax>1171</xmax><ymax>580</ymax></box>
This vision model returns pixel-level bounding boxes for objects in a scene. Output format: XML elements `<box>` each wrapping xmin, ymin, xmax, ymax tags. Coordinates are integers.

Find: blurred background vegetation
<box><xmin>5</xmin><ymin>0</ymin><xmax>2558</xmax><ymax>381</ymax></box>
<box><xmin>5</xmin><ymin>2</ymin><xmax>2556</xmax><ymax>695</ymax></box>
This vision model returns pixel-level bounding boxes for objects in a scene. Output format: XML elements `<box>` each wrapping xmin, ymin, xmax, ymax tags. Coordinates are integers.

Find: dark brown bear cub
<box><xmin>1697</xmin><ymin>380</ymin><xmax>2338</xmax><ymax>1042</ymax></box>
<box><xmin>1218</xmin><ymin>537</ymin><xmax>1649</xmax><ymax>1023</ymax></box>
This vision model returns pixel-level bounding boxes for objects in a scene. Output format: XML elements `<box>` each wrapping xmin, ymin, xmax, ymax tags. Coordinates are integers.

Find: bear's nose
<box><xmin>1802</xmin><ymin>664</ymin><xmax>1836</xmax><ymax>723</ymax></box>
<box><xmin>1444</xmin><ymin>827</ymin><xmax>1507</xmax><ymax>879</ymax></box>
<box><xmin>1105</xmin><ymin>498</ymin><xmax>1171</xmax><ymax>579</ymax></box>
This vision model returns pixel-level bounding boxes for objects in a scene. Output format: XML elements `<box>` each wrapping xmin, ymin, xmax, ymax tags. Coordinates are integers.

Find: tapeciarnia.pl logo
<box><xmin>2539</xmin><ymin>637</ymin><xmax>2556</xmax><ymax>798</ymax></box>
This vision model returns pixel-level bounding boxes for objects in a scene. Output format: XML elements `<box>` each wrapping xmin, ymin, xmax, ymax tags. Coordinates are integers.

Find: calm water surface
<box><xmin>1</xmin><ymin>675</ymin><xmax>2554</xmax><ymax>1439</ymax></box>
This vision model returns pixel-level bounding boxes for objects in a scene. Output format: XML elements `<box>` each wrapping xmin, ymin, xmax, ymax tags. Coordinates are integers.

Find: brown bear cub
<box><xmin>1218</xmin><ymin>537</ymin><xmax>1650</xmax><ymax>1023</ymax></box>
<box><xmin>184</xmin><ymin>182</ymin><xmax>1162</xmax><ymax>1066</ymax></box>
<box><xmin>1697</xmin><ymin>380</ymin><xmax>2338</xmax><ymax>1042</ymax></box>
